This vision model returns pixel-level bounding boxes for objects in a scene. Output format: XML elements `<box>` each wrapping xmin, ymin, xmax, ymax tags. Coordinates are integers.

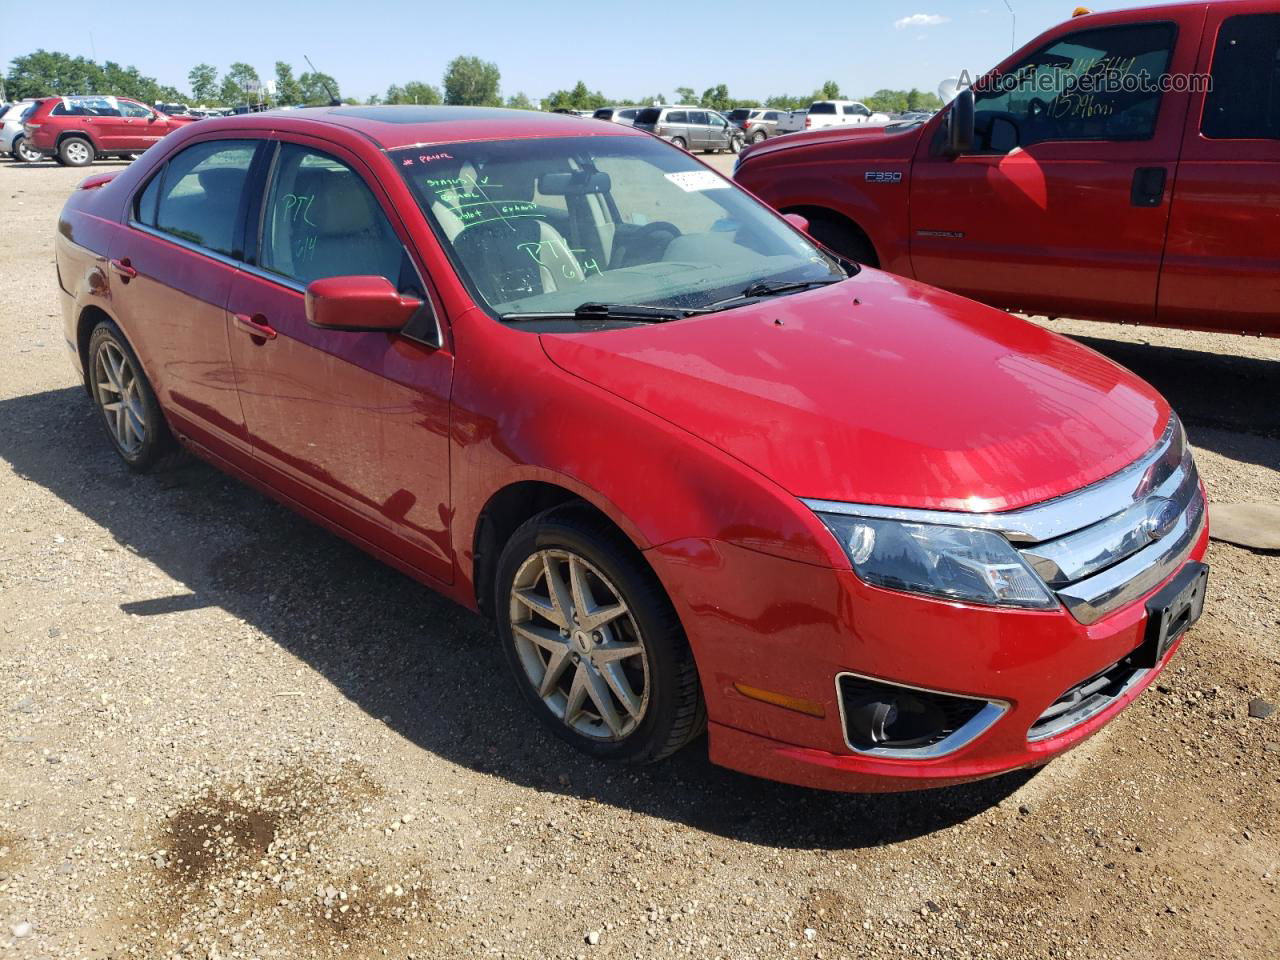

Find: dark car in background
<box><xmin>633</xmin><ymin>106</ymin><xmax>743</xmax><ymax>153</ymax></box>
<box><xmin>24</xmin><ymin>95</ymin><xmax>197</xmax><ymax>166</ymax></box>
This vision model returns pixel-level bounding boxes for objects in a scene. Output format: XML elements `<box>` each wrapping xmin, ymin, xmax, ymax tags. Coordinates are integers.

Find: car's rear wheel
<box><xmin>59</xmin><ymin>137</ymin><xmax>94</xmax><ymax>167</ymax></box>
<box><xmin>495</xmin><ymin>506</ymin><xmax>705</xmax><ymax>765</ymax></box>
<box><xmin>88</xmin><ymin>321</ymin><xmax>177</xmax><ymax>471</ymax></box>
<box><xmin>12</xmin><ymin>136</ymin><xmax>41</xmax><ymax>163</ymax></box>
<box><xmin>750</xmin><ymin>130</ymin><xmax>767</xmax><ymax>144</ymax></box>
<box><xmin>670</xmin><ymin>136</ymin><xmax>687</xmax><ymax>150</ymax></box>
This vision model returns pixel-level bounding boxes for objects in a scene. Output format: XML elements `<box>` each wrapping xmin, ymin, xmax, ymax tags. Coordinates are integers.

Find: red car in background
<box><xmin>25</xmin><ymin>95</ymin><xmax>197</xmax><ymax>166</ymax></box>
<box><xmin>52</xmin><ymin>106</ymin><xmax>1208</xmax><ymax>792</ymax></box>
<box><xmin>734</xmin><ymin>0</ymin><xmax>1280</xmax><ymax>337</ymax></box>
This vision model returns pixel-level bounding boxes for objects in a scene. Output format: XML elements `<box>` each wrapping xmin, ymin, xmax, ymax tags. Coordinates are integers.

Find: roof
<box><xmin>232</xmin><ymin>104</ymin><xmax>648</xmax><ymax>150</ymax></box>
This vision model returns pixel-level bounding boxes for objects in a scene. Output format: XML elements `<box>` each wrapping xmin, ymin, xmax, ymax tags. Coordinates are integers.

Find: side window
<box><xmin>150</xmin><ymin>139</ymin><xmax>257</xmax><ymax>256</ymax></box>
<box><xmin>765</xmin><ymin>111</ymin><xmax>780</xmax><ymax>121</ymax></box>
<box><xmin>1202</xmin><ymin>14</ymin><xmax>1280</xmax><ymax>139</ymax></box>
<box><xmin>809</xmin><ymin>102</ymin><xmax>836</xmax><ymax>115</ymax></box>
<box><xmin>666</xmin><ymin>111</ymin><xmax>688</xmax><ymax>124</ymax></box>
<box><xmin>842</xmin><ymin>104</ymin><xmax>857</xmax><ymax>115</ymax></box>
<box><xmin>259</xmin><ymin>143</ymin><xmax>408</xmax><ymax>288</ymax></box>
<box><xmin>119</xmin><ymin>100</ymin><xmax>152</xmax><ymax>119</ymax></box>
<box><xmin>973</xmin><ymin>22</ymin><xmax>1175</xmax><ymax>148</ymax></box>
<box><xmin>688</xmin><ymin>111</ymin><xmax>709</xmax><ymax>125</ymax></box>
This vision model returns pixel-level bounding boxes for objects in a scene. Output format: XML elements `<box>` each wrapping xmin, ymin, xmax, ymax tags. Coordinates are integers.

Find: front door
<box><xmin>117</xmin><ymin>99</ymin><xmax>161</xmax><ymax>151</ymax></box>
<box><xmin>908</xmin><ymin>15</ymin><xmax>1197</xmax><ymax>323</ymax></box>
<box><xmin>226</xmin><ymin>137</ymin><xmax>454</xmax><ymax>583</ymax></box>
<box><xmin>1158</xmin><ymin>5</ymin><xmax>1280</xmax><ymax>334</ymax></box>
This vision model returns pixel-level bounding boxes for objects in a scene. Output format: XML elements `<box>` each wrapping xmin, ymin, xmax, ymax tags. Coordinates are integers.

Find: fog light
<box><xmin>837</xmin><ymin>674</ymin><xmax>1006</xmax><ymax>758</ymax></box>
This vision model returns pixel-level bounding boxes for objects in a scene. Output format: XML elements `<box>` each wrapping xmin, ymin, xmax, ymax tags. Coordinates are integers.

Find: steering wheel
<box><xmin>1028</xmin><ymin>97</ymin><xmax>1049</xmax><ymax>119</ymax></box>
<box><xmin>637</xmin><ymin>220</ymin><xmax>681</xmax><ymax>240</ymax></box>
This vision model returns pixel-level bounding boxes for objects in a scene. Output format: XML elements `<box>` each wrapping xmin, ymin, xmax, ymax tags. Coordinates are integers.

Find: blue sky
<box><xmin>3</xmin><ymin>0</ymin><xmax>1155</xmax><ymax>102</ymax></box>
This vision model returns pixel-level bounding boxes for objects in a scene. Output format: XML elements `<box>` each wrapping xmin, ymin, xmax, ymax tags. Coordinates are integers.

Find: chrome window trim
<box><xmin>834</xmin><ymin>671</ymin><xmax>1009</xmax><ymax>760</ymax></box>
<box><xmin>803</xmin><ymin>417</ymin><xmax>1179</xmax><ymax>544</ymax></box>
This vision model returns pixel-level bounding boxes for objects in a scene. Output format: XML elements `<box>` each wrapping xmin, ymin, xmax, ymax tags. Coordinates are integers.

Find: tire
<box><xmin>495</xmin><ymin>505</ymin><xmax>705</xmax><ymax>765</ymax></box>
<box><xmin>12</xmin><ymin>136</ymin><xmax>41</xmax><ymax>163</ymax></box>
<box><xmin>58</xmin><ymin>137</ymin><xmax>95</xmax><ymax>167</ymax></box>
<box><xmin>729</xmin><ymin>137</ymin><xmax>743</xmax><ymax>154</ymax></box>
<box><xmin>670</xmin><ymin>136</ymin><xmax>687</xmax><ymax>150</ymax></box>
<box><xmin>750</xmin><ymin>130</ymin><xmax>767</xmax><ymax>144</ymax></box>
<box><xmin>87</xmin><ymin>320</ymin><xmax>179</xmax><ymax>471</ymax></box>
<box><xmin>799</xmin><ymin>210</ymin><xmax>878</xmax><ymax>266</ymax></box>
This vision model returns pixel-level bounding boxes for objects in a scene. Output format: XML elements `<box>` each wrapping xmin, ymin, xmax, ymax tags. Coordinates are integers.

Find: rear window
<box><xmin>635</xmin><ymin>108</ymin><xmax>661</xmax><ymax>124</ymax></box>
<box><xmin>1202</xmin><ymin>13</ymin><xmax>1280</xmax><ymax>139</ymax></box>
<box><xmin>593</xmin><ymin>109</ymin><xmax>612</xmax><ymax>119</ymax></box>
<box><xmin>808</xmin><ymin>102</ymin><xmax>836</xmax><ymax>114</ymax></box>
<box><xmin>727</xmin><ymin>109</ymin><xmax>751</xmax><ymax>122</ymax></box>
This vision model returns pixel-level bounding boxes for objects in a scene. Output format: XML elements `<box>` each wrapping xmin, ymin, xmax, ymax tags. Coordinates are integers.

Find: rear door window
<box><xmin>1202</xmin><ymin>13</ymin><xmax>1280</xmax><ymax>139</ymax></box>
<box><xmin>809</xmin><ymin>102</ymin><xmax>836</xmax><ymax>114</ymax></box>
<box><xmin>139</xmin><ymin>139</ymin><xmax>258</xmax><ymax>257</ymax></box>
<box><xmin>666</xmin><ymin>111</ymin><xmax>688</xmax><ymax>124</ymax></box>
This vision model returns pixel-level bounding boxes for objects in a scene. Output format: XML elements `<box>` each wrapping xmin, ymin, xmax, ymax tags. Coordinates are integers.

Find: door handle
<box><xmin>1131</xmin><ymin>166</ymin><xmax>1167</xmax><ymax>207</ymax></box>
<box><xmin>109</xmin><ymin>257</ymin><xmax>137</xmax><ymax>281</ymax></box>
<box><xmin>234</xmin><ymin>312</ymin><xmax>278</xmax><ymax>341</ymax></box>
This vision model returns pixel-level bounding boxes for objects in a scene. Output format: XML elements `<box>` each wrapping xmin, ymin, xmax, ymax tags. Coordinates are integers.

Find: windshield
<box><xmin>395</xmin><ymin>135</ymin><xmax>845</xmax><ymax>322</ymax></box>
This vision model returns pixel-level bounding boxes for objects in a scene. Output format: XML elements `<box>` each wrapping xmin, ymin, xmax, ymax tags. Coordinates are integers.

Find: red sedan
<box><xmin>53</xmin><ymin>106</ymin><xmax>1209</xmax><ymax>791</ymax></box>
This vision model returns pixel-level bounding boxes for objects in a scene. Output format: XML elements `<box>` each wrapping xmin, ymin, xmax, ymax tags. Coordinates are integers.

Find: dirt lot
<box><xmin>1</xmin><ymin>158</ymin><xmax>1277</xmax><ymax>960</ymax></box>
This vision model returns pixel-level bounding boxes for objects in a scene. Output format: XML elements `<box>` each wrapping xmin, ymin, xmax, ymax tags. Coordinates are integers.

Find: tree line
<box><xmin>3</xmin><ymin>50</ymin><xmax>942</xmax><ymax>115</ymax></box>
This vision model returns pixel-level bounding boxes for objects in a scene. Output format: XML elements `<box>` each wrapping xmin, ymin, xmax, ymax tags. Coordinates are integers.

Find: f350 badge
<box><xmin>864</xmin><ymin>171</ymin><xmax>903</xmax><ymax>183</ymax></box>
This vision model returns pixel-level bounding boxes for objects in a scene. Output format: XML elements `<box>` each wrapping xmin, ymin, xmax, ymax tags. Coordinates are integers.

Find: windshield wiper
<box><xmin>709</xmin><ymin>277</ymin><xmax>845</xmax><ymax>310</ymax></box>
<box><xmin>501</xmin><ymin>302</ymin><xmax>710</xmax><ymax>324</ymax></box>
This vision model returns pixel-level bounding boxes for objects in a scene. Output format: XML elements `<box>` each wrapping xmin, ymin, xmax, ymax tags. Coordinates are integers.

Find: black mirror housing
<box><xmin>945</xmin><ymin>88</ymin><xmax>975</xmax><ymax>156</ymax></box>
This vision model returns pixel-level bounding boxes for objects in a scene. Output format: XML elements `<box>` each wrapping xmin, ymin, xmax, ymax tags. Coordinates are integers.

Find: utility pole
<box><xmin>1001</xmin><ymin>0</ymin><xmax>1017</xmax><ymax>51</ymax></box>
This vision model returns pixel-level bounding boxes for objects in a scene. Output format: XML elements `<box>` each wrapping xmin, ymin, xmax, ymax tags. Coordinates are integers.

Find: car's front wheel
<box><xmin>59</xmin><ymin>137</ymin><xmax>95</xmax><ymax>167</ymax></box>
<box><xmin>495</xmin><ymin>506</ymin><xmax>705</xmax><ymax>765</ymax></box>
<box><xmin>88</xmin><ymin>321</ymin><xmax>177</xmax><ymax>471</ymax></box>
<box><xmin>12</xmin><ymin>136</ymin><xmax>41</xmax><ymax>163</ymax></box>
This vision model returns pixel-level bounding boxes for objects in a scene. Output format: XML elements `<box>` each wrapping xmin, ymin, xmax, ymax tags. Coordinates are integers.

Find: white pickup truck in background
<box><xmin>777</xmin><ymin>99</ymin><xmax>891</xmax><ymax>134</ymax></box>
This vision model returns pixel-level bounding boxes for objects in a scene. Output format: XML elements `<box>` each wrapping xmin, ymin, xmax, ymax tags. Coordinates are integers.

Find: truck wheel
<box><xmin>495</xmin><ymin>505</ymin><xmax>705</xmax><ymax>765</ymax></box>
<box><xmin>800</xmin><ymin>211</ymin><xmax>879</xmax><ymax>266</ymax></box>
<box><xmin>12</xmin><ymin>136</ymin><xmax>41</xmax><ymax>163</ymax></box>
<box><xmin>59</xmin><ymin>137</ymin><xmax>95</xmax><ymax>167</ymax></box>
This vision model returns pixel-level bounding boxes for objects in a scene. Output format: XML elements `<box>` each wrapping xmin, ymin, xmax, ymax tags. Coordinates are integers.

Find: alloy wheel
<box><xmin>93</xmin><ymin>340</ymin><xmax>147</xmax><ymax>456</ymax></box>
<box><xmin>14</xmin><ymin>137</ymin><xmax>40</xmax><ymax>162</ymax></box>
<box><xmin>64</xmin><ymin>140</ymin><xmax>91</xmax><ymax>165</ymax></box>
<box><xmin>509</xmin><ymin>548</ymin><xmax>650</xmax><ymax>741</ymax></box>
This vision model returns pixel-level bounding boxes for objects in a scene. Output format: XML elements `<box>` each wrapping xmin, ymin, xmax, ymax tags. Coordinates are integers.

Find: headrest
<box><xmin>295</xmin><ymin>169</ymin><xmax>380</xmax><ymax>237</ymax></box>
<box><xmin>196</xmin><ymin>167</ymin><xmax>246</xmax><ymax>197</ymax></box>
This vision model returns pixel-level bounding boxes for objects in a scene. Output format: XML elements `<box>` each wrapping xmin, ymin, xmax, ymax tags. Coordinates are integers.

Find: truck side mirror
<box><xmin>945</xmin><ymin>88</ymin><xmax>975</xmax><ymax>156</ymax></box>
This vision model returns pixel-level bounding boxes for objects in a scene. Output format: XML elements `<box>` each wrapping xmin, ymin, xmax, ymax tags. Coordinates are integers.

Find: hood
<box><xmin>743</xmin><ymin>122</ymin><xmax>922</xmax><ymax>164</ymax></box>
<box><xmin>539</xmin><ymin>271</ymin><xmax>1168</xmax><ymax>513</ymax></box>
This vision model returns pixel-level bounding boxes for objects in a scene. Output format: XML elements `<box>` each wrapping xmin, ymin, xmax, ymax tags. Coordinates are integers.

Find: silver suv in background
<box><xmin>725</xmin><ymin>107</ymin><xmax>788</xmax><ymax>143</ymax></box>
<box><xmin>1</xmin><ymin>100</ymin><xmax>41</xmax><ymax>162</ymax></box>
<box><xmin>632</xmin><ymin>106</ymin><xmax>743</xmax><ymax>153</ymax></box>
<box><xmin>593</xmin><ymin>106</ymin><xmax>644</xmax><ymax>125</ymax></box>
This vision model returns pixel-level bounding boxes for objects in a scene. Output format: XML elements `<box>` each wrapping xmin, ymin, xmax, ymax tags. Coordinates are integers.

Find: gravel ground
<box><xmin>1</xmin><ymin>159</ymin><xmax>1277</xmax><ymax>960</ymax></box>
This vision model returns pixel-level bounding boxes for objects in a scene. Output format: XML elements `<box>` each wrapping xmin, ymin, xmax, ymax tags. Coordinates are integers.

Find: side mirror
<box><xmin>782</xmin><ymin>212</ymin><xmax>811</xmax><ymax>235</ymax></box>
<box><xmin>305</xmin><ymin>276</ymin><xmax>422</xmax><ymax>332</ymax></box>
<box><xmin>945</xmin><ymin>88</ymin><xmax>975</xmax><ymax>156</ymax></box>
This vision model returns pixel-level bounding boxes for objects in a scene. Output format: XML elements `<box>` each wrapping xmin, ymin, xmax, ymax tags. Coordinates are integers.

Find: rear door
<box><xmin>226</xmin><ymin>136</ymin><xmax>454</xmax><ymax>582</ymax></box>
<box><xmin>1158</xmin><ymin>4</ymin><xmax>1280</xmax><ymax>334</ymax></box>
<box><xmin>110</xmin><ymin>137</ymin><xmax>262</xmax><ymax>458</ymax></box>
<box><xmin>664</xmin><ymin>110</ymin><xmax>690</xmax><ymax>145</ymax></box>
<box><xmin>909</xmin><ymin>12</ymin><xmax>1200</xmax><ymax>323</ymax></box>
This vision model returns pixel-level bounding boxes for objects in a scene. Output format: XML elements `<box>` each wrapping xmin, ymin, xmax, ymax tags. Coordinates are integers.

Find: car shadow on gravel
<box><xmin>1064</xmin><ymin>333</ymin><xmax>1280</xmax><ymax>463</ymax></box>
<box><xmin>1</xmin><ymin>386</ymin><xmax>1035</xmax><ymax>850</ymax></box>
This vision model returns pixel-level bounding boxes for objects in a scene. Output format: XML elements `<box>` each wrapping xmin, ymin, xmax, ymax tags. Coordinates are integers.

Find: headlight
<box><xmin>815</xmin><ymin>513</ymin><xmax>1057</xmax><ymax>610</ymax></box>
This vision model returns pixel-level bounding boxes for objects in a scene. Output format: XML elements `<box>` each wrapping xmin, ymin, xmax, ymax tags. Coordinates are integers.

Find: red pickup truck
<box><xmin>734</xmin><ymin>1</ymin><xmax>1280</xmax><ymax>337</ymax></box>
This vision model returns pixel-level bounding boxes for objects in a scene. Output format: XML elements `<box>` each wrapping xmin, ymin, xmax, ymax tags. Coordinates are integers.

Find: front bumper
<box><xmin>646</xmin><ymin>518</ymin><xmax>1209</xmax><ymax>792</ymax></box>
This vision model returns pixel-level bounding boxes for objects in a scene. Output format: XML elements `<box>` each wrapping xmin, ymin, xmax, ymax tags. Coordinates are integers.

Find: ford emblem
<box><xmin>1144</xmin><ymin>497</ymin><xmax>1181</xmax><ymax>541</ymax></box>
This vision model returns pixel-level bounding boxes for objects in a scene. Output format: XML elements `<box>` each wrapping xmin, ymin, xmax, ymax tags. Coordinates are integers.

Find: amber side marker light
<box><xmin>1072</xmin><ymin>6</ymin><xmax>1093</xmax><ymax>16</ymax></box>
<box><xmin>733</xmin><ymin>682</ymin><xmax>827</xmax><ymax>718</ymax></box>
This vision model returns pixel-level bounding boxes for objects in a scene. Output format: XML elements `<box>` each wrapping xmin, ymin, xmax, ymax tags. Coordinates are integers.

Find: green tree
<box><xmin>188</xmin><ymin>63</ymin><xmax>218</xmax><ymax>103</ymax></box>
<box><xmin>505</xmin><ymin>91</ymin><xmax>534</xmax><ymax>110</ymax></box>
<box><xmin>673</xmin><ymin>86</ymin><xmax>696</xmax><ymax>104</ymax></box>
<box><xmin>816</xmin><ymin>80</ymin><xmax>843</xmax><ymax>100</ymax></box>
<box><xmin>443</xmin><ymin>55</ymin><xmax>500</xmax><ymax>106</ymax></box>
<box><xmin>864</xmin><ymin>88</ymin><xmax>908</xmax><ymax>113</ymax></box>
<box><xmin>273</xmin><ymin>61</ymin><xmax>303</xmax><ymax>105</ymax></box>
<box><xmin>298</xmin><ymin>71</ymin><xmax>341</xmax><ymax>105</ymax></box>
<box><xmin>765</xmin><ymin>93</ymin><xmax>806</xmax><ymax>111</ymax></box>
<box><xmin>699</xmin><ymin>84</ymin><xmax>730</xmax><ymax>111</ymax></box>
<box><xmin>543</xmin><ymin>81</ymin><xmax>606</xmax><ymax>112</ymax></box>
<box><xmin>5</xmin><ymin>50</ymin><xmax>104</xmax><ymax>98</ymax></box>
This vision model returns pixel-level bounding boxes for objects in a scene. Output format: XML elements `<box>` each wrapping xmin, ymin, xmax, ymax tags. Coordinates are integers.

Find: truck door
<box><xmin>1158</xmin><ymin>6</ymin><xmax>1280</xmax><ymax>335</ymax></box>
<box><xmin>908</xmin><ymin>12</ymin><xmax>1200</xmax><ymax>323</ymax></box>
